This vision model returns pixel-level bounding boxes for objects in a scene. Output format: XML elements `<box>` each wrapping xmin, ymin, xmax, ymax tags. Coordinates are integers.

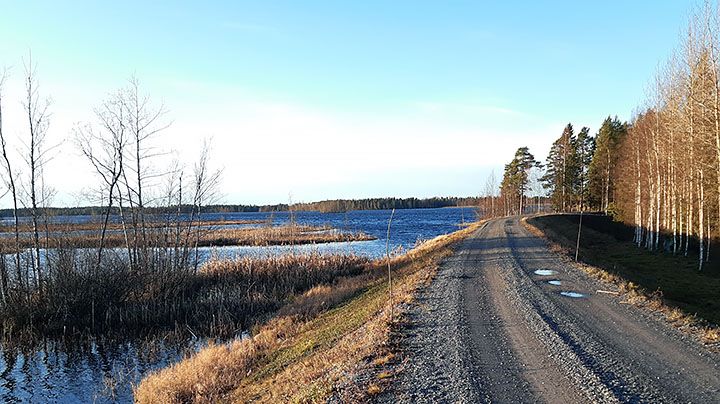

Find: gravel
<box><xmin>379</xmin><ymin>217</ymin><xmax>720</xmax><ymax>403</ymax></box>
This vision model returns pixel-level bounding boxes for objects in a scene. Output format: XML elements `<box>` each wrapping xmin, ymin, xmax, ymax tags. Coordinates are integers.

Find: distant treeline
<box><xmin>0</xmin><ymin>205</ymin><xmax>265</xmax><ymax>218</ymax></box>
<box><xmin>290</xmin><ymin>197</ymin><xmax>480</xmax><ymax>213</ymax></box>
<box><xmin>0</xmin><ymin>197</ymin><xmax>482</xmax><ymax>218</ymax></box>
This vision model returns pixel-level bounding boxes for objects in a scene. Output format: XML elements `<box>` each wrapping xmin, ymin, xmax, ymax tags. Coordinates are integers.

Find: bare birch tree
<box><xmin>22</xmin><ymin>56</ymin><xmax>51</xmax><ymax>292</ymax></box>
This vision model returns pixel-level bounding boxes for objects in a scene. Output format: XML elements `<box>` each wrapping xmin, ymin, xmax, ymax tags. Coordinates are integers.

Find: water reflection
<box><xmin>0</xmin><ymin>207</ymin><xmax>475</xmax><ymax>402</ymax></box>
<box><xmin>0</xmin><ymin>337</ymin><xmax>205</xmax><ymax>403</ymax></box>
<box><xmin>559</xmin><ymin>291</ymin><xmax>586</xmax><ymax>298</ymax></box>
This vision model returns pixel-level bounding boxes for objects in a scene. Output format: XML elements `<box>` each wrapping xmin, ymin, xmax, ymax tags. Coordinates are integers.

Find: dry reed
<box><xmin>134</xmin><ymin>220</ymin><xmax>485</xmax><ymax>403</ymax></box>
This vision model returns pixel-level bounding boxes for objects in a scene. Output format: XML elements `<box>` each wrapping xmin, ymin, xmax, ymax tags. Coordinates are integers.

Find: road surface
<box><xmin>381</xmin><ymin>216</ymin><xmax>720</xmax><ymax>403</ymax></box>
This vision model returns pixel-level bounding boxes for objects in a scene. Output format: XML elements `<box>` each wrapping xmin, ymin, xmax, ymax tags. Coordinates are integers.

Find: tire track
<box><xmin>381</xmin><ymin>217</ymin><xmax>720</xmax><ymax>403</ymax></box>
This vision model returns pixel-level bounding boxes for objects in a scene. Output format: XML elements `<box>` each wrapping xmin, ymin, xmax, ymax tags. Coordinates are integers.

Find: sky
<box><xmin>0</xmin><ymin>1</ymin><xmax>697</xmax><ymax>206</ymax></box>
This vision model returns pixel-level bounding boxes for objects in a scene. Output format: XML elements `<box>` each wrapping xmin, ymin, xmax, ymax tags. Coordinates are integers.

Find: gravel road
<box><xmin>380</xmin><ymin>216</ymin><xmax>720</xmax><ymax>403</ymax></box>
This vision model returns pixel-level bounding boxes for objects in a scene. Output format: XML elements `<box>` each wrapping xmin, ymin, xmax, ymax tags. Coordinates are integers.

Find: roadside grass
<box><xmin>134</xmin><ymin>221</ymin><xmax>484</xmax><ymax>403</ymax></box>
<box><xmin>524</xmin><ymin>214</ymin><xmax>720</xmax><ymax>344</ymax></box>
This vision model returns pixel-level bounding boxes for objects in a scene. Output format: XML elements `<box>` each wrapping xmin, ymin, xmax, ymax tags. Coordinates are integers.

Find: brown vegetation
<box><xmin>0</xmin><ymin>223</ymin><xmax>374</xmax><ymax>251</ymax></box>
<box><xmin>134</xmin><ymin>221</ymin><xmax>484</xmax><ymax>403</ymax></box>
<box><xmin>1</xmin><ymin>251</ymin><xmax>367</xmax><ymax>340</ymax></box>
<box><xmin>200</xmin><ymin>224</ymin><xmax>375</xmax><ymax>246</ymax></box>
<box><xmin>0</xmin><ymin>219</ymin><xmax>264</xmax><ymax>234</ymax></box>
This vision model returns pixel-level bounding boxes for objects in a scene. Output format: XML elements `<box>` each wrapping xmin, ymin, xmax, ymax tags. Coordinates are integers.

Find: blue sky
<box><xmin>0</xmin><ymin>1</ymin><xmax>695</xmax><ymax>205</ymax></box>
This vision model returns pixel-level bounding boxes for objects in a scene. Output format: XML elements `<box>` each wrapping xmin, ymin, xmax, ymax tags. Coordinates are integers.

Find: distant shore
<box><xmin>0</xmin><ymin>222</ymin><xmax>375</xmax><ymax>250</ymax></box>
<box><xmin>0</xmin><ymin>197</ymin><xmax>481</xmax><ymax>218</ymax></box>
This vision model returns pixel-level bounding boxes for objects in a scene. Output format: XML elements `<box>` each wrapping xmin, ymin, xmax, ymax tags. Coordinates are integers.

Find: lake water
<box><xmin>0</xmin><ymin>207</ymin><xmax>476</xmax><ymax>402</ymax></box>
<box><xmin>0</xmin><ymin>338</ymin><xmax>204</xmax><ymax>403</ymax></box>
<box><xmin>196</xmin><ymin>207</ymin><xmax>477</xmax><ymax>259</ymax></box>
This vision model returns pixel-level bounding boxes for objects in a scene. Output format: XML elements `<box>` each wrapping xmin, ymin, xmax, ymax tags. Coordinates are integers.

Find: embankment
<box><xmin>134</xmin><ymin>220</ymin><xmax>484</xmax><ymax>403</ymax></box>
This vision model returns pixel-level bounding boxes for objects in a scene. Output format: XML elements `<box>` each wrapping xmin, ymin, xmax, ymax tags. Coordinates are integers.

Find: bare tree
<box><xmin>22</xmin><ymin>55</ymin><xmax>51</xmax><ymax>293</ymax></box>
<box><xmin>124</xmin><ymin>77</ymin><xmax>169</xmax><ymax>265</ymax></box>
<box><xmin>185</xmin><ymin>139</ymin><xmax>222</xmax><ymax>271</ymax></box>
<box><xmin>483</xmin><ymin>170</ymin><xmax>498</xmax><ymax>218</ymax></box>
<box><xmin>75</xmin><ymin>90</ymin><xmax>128</xmax><ymax>271</ymax></box>
<box><xmin>0</xmin><ymin>69</ymin><xmax>13</xmax><ymax>302</ymax></box>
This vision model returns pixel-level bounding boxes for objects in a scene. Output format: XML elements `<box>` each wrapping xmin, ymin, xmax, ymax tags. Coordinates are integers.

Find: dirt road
<box><xmin>381</xmin><ymin>217</ymin><xmax>720</xmax><ymax>403</ymax></box>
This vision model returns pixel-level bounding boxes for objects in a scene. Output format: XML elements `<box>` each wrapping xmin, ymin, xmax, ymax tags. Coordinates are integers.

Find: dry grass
<box><xmin>366</xmin><ymin>384</ymin><xmax>382</xmax><ymax>396</ymax></box>
<box><xmin>201</xmin><ymin>225</ymin><xmax>375</xmax><ymax>246</ymax></box>
<box><xmin>1</xmin><ymin>250</ymin><xmax>367</xmax><ymax>339</ymax></box>
<box><xmin>0</xmin><ymin>218</ymin><xmax>263</xmax><ymax>234</ymax></box>
<box><xmin>134</xmin><ymin>221</ymin><xmax>484</xmax><ymax>403</ymax></box>
<box><xmin>0</xmin><ymin>223</ymin><xmax>374</xmax><ymax>250</ymax></box>
<box><xmin>702</xmin><ymin>327</ymin><xmax>720</xmax><ymax>344</ymax></box>
<box><xmin>522</xmin><ymin>215</ymin><xmax>720</xmax><ymax>348</ymax></box>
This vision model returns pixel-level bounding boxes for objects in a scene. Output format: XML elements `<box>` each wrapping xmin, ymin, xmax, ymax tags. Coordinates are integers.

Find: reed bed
<box><xmin>0</xmin><ymin>218</ymin><xmax>263</xmax><ymax>234</ymax></box>
<box><xmin>0</xmin><ymin>249</ymin><xmax>368</xmax><ymax>340</ymax></box>
<box><xmin>202</xmin><ymin>225</ymin><xmax>375</xmax><ymax>246</ymax></box>
<box><xmin>135</xmin><ymin>221</ymin><xmax>485</xmax><ymax>403</ymax></box>
<box><xmin>0</xmin><ymin>223</ymin><xmax>374</xmax><ymax>250</ymax></box>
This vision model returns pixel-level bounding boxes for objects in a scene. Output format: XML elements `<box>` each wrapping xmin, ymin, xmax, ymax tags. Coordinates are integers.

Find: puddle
<box><xmin>560</xmin><ymin>291</ymin><xmax>586</xmax><ymax>298</ymax></box>
<box><xmin>547</xmin><ymin>280</ymin><xmax>562</xmax><ymax>286</ymax></box>
<box><xmin>534</xmin><ymin>269</ymin><xmax>557</xmax><ymax>276</ymax></box>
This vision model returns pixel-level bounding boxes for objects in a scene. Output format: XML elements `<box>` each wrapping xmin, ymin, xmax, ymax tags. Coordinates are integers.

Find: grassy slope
<box><xmin>528</xmin><ymin>214</ymin><xmax>720</xmax><ymax>326</ymax></box>
<box><xmin>135</xmin><ymin>221</ymin><xmax>484</xmax><ymax>403</ymax></box>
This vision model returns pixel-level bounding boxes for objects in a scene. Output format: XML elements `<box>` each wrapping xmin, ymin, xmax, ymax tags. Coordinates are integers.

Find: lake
<box><xmin>195</xmin><ymin>207</ymin><xmax>477</xmax><ymax>260</ymax></box>
<box><xmin>0</xmin><ymin>207</ymin><xmax>477</xmax><ymax>403</ymax></box>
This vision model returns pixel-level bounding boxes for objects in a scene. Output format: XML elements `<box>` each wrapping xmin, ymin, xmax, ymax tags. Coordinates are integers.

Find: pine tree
<box><xmin>501</xmin><ymin>147</ymin><xmax>539</xmax><ymax>214</ymax></box>
<box><xmin>542</xmin><ymin>123</ymin><xmax>576</xmax><ymax>211</ymax></box>
<box><xmin>573</xmin><ymin>126</ymin><xmax>596</xmax><ymax>209</ymax></box>
<box><xmin>588</xmin><ymin>116</ymin><xmax>626</xmax><ymax>213</ymax></box>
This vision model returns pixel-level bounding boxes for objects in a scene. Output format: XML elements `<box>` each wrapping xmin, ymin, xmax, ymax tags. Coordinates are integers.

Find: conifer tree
<box><xmin>588</xmin><ymin>116</ymin><xmax>626</xmax><ymax>212</ymax></box>
<box><xmin>542</xmin><ymin>123</ymin><xmax>576</xmax><ymax>211</ymax></box>
<box><xmin>501</xmin><ymin>147</ymin><xmax>539</xmax><ymax>214</ymax></box>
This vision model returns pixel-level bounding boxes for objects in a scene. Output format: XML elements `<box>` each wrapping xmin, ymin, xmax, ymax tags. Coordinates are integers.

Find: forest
<box><xmin>499</xmin><ymin>6</ymin><xmax>720</xmax><ymax>272</ymax></box>
<box><xmin>0</xmin><ymin>196</ymin><xmax>481</xmax><ymax>217</ymax></box>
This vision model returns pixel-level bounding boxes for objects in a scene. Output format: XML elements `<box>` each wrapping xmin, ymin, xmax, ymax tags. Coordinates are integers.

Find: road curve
<box><xmin>381</xmin><ymin>216</ymin><xmax>720</xmax><ymax>403</ymax></box>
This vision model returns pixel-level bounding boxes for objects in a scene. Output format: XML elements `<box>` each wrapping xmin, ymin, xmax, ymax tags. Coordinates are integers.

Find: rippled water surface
<box><xmin>197</xmin><ymin>208</ymin><xmax>476</xmax><ymax>260</ymax></box>
<box><xmin>0</xmin><ymin>207</ymin><xmax>475</xmax><ymax>402</ymax></box>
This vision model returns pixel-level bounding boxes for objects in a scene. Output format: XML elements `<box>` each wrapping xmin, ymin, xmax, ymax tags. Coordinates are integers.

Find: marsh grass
<box><xmin>0</xmin><ymin>250</ymin><xmax>367</xmax><ymax>340</ymax></box>
<box><xmin>200</xmin><ymin>224</ymin><xmax>375</xmax><ymax>246</ymax></box>
<box><xmin>134</xmin><ymin>220</ymin><xmax>484</xmax><ymax>403</ymax></box>
<box><xmin>0</xmin><ymin>218</ymin><xmax>263</xmax><ymax>234</ymax></box>
<box><xmin>0</xmin><ymin>223</ymin><xmax>374</xmax><ymax>250</ymax></box>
